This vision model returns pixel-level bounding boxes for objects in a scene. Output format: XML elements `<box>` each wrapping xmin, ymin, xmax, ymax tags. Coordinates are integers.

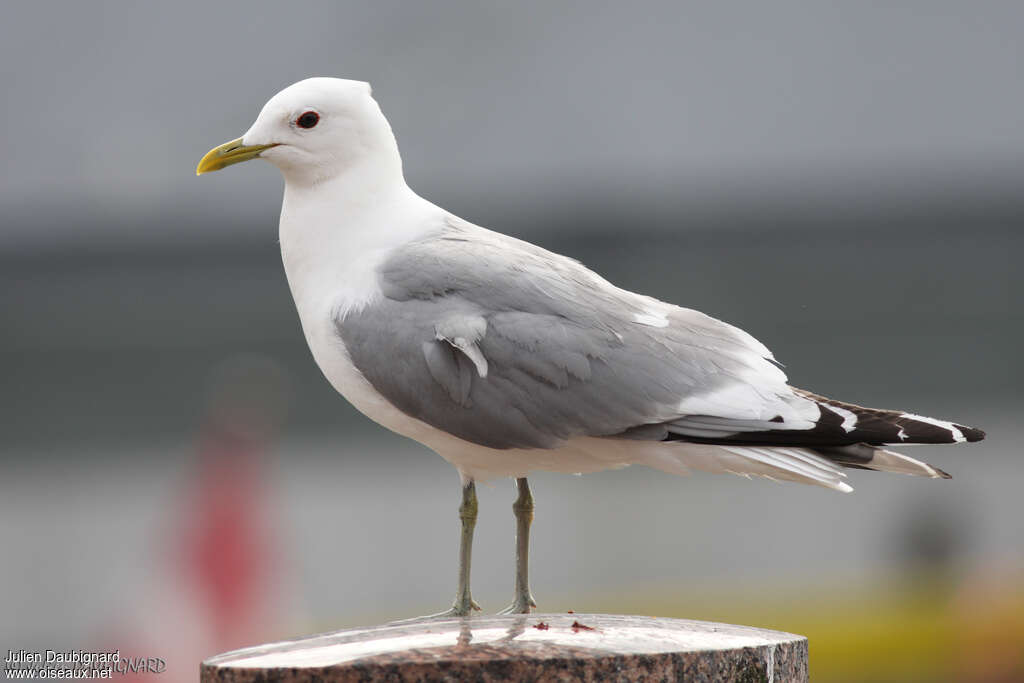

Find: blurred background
<box><xmin>1</xmin><ymin>1</ymin><xmax>1021</xmax><ymax>681</ymax></box>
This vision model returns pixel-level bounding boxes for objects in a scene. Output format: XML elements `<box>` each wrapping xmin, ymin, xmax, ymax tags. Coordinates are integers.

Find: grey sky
<box><xmin>2</xmin><ymin>1</ymin><xmax>1023</xmax><ymax>248</ymax></box>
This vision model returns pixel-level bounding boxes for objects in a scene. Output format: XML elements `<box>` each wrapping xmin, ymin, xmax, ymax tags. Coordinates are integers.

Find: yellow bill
<box><xmin>196</xmin><ymin>137</ymin><xmax>278</xmax><ymax>175</ymax></box>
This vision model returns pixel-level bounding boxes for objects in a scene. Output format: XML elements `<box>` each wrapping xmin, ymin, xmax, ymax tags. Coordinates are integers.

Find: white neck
<box><xmin>278</xmin><ymin>158</ymin><xmax>440</xmax><ymax>321</ymax></box>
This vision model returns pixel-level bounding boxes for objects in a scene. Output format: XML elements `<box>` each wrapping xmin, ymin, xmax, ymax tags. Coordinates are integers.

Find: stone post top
<box><xmin>202</xmin><ymin>613</ymin><xmax>807</xmax><ymax>682</ymax></box>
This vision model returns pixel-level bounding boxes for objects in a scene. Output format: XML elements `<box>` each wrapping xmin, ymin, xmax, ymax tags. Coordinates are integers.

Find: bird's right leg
<box><xmin>498</xmin><ymin>477</ymin><xmax>537</xmax><ymax>614</ymax></box>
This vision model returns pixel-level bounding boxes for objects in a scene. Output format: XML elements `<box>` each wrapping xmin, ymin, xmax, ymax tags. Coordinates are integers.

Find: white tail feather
<box><xmin>642</xmin><ymin>442</ymin><xmax>853</xmax><ymax>492</ymax></box>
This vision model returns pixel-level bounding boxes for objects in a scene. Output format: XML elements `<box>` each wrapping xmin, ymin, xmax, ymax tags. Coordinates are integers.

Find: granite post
<box><xmin>201</xmin><ymin>613</ymin><xmax>808</xmax><ymax>682</ymax></box>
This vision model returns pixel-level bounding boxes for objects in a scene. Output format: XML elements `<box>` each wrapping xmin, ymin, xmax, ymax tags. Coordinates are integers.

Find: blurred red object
<box><xmin>181</xmin><ymin>423</ymin><xmax>278</xmax><ymax>648</ymax></box>
<box><xmin>99</xmin><ymin>355</ymin><xmax>295</xmax><ymax>681</ymax></box>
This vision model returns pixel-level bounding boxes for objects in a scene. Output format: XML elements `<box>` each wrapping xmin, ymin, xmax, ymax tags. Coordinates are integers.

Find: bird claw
<box><xmin>497</xmin><ymin>595</ymin><xmax>537</xmax><ymax>615</ymax></box>
<box><xmin>387</xmin><ymin>598</ymin><xmax>481</xmax><ymax>625</ymax></box>
<box><xmin>437</xmin><ymin>596</ymin><xmax>482</xmax><ymax>618</ymax></box>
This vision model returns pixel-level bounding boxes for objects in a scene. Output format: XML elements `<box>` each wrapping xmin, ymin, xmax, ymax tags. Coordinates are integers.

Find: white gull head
<box><xmin>197</xmin><ymin>78</ymin><xmax>440</xmax><ymax>375</ymax></box>
<box><xmin>239</xmin><ymin>77</ymin><xmax>403</xmax><ymax>188</ymax></box>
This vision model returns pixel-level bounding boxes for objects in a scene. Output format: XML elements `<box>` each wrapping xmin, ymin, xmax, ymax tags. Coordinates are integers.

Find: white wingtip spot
<box><xmin>823</xmin><ymin>403</ymin><xmax>858</xmax><ymax>433</ymax></box>
<box><xmin>837</xmin><ymin>482</ymin><xmax>854</xmax><ymax>493</ymax></box>
<box><xmin>900</xmin><ymin>413</ymin><xmax>966</xmax><ymax>443</ymax></box>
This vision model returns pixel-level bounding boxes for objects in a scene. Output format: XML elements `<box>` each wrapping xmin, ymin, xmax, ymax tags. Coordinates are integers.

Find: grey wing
<box><xmin>337</xmin><ymin>218</ymin><xmax>809</xmax><ymax>450</ymax></box>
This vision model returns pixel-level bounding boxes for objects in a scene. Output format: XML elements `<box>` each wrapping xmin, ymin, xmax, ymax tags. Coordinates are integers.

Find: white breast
<box><xmin>277</xmin><ymin>179</ymin><xmax>478</xmax><ymax>465</ymax></box>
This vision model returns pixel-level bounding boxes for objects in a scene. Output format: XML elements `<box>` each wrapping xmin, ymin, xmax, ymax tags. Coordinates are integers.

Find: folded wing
<box><xmin>339</xmin><ymin>217</ymin><xmax>808</xmax><ymax>449</ymax></box>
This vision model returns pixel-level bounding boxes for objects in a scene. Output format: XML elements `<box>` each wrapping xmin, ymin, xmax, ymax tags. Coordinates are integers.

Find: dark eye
<box><xmin>296</xmin><ymin>111</ymin><xmax>319</xmax><ymax>129</ymax></box>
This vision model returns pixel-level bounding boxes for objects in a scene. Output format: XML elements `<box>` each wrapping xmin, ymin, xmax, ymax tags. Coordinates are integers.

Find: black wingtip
<box><xmin>934</xmin><ymin>466</ymin><xmax>953</xmax><ymax>479</ymax></box>
<box><xmin>959</xmin><ymin>425</ymin><xmax>986</xmax><ymax>442</ymax></box>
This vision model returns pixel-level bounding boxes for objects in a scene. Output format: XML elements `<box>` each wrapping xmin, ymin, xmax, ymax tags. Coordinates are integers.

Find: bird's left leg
<box><xmin>389</xmin><ymin>479</ymin><xmax>481</xmax><ymax>623</ymax></box>
<box><xmin>499</xmin><ymin>477</ymin><xmax>537</xmax><ymax>614</ymax></box>
<box><xmin>423</xmin><ymin>479</ymin><xmax>482</xmax><ymax>618</ymax></box>
<box><xmin>449</xmin><ymin>479</ymin><xmax>482</xmax><ymax>615</ymax></box>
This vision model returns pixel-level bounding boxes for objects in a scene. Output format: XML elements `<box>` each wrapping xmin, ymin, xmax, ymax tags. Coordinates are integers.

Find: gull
<box><xmin>198</xmin><ymin>77</ymin><xmax>985</xmax><ymax>617</ymax></box>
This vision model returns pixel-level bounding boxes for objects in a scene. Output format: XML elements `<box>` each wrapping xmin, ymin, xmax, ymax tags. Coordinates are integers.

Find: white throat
<box><xmin>278</xmin><ymin>160</ymin><xmax>440</xmax><ymax>324</ymax></box>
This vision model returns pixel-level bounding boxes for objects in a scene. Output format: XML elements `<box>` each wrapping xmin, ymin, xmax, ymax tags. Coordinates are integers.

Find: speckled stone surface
<box><xmin>201</xmin><ymin>614</ymin><xmax>807</xmax><ymax>682</ymax></box>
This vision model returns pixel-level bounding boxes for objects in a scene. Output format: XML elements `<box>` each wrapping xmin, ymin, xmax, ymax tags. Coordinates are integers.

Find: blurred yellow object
<box><xmin>595</xmin><ymin>571</ymin><xmax>1024</xmax><ymax>683</ymax></box>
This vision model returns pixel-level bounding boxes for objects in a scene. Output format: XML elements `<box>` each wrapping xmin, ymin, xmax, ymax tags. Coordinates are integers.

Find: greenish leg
<box><xmin>448</xmin><ymin>479</ymin><xmax>481</xmax><ymax>615</ymax></box>
<box><xmin>390</xmin><ymin>480</ymin><xmax>481</xmax><ymax>623</ymax></box>
<box><xmin>499</xmin><ymin>477</ymin><xmax>537</xmax><ymax>614</ymax></box>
